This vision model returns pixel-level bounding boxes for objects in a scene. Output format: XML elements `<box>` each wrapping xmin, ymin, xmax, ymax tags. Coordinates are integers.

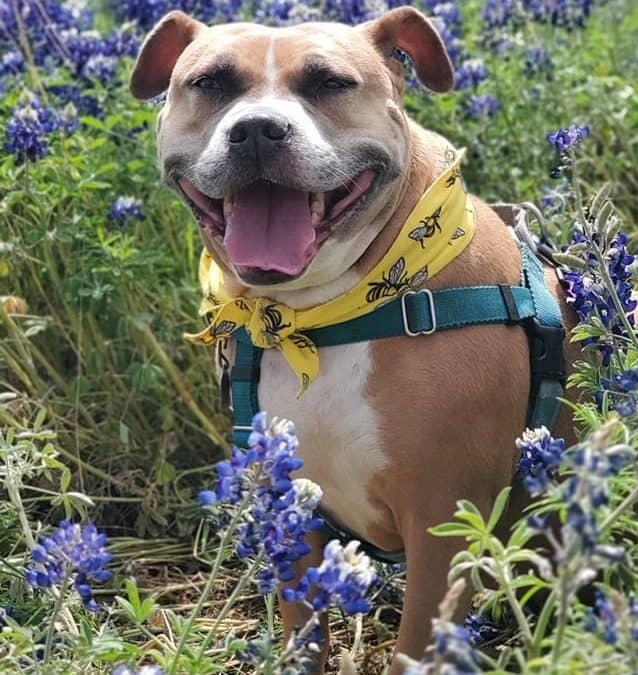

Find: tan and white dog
<box><xmin>130</xmin><ymin>7</ymin><xmax>576</xmax><ymax>673</ymax></box>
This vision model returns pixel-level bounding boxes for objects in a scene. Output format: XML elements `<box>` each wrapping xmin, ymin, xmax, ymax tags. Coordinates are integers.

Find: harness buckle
<box><xmin>401</xmin><ymin>289</ymin><xmax>437</xmax><ymax>336</ymax></box>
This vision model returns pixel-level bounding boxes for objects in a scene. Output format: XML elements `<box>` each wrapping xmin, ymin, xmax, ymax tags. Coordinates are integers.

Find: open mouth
<box><xmin>178</xmin><ymin>170</ymin><xmax>376</xmax><ymax>280</ymax></box>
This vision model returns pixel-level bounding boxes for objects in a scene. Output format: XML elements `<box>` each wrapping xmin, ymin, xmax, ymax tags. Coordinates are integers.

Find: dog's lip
<box><xmin>176</xmin><ymin>170</ymin><xmax>378</xmax><ymax>270</ymax></box>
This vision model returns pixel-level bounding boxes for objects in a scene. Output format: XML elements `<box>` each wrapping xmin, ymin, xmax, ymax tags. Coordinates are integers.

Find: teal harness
<box><xmin>224</xmin><ymin>241</ymin><xmax>566</xmax><ymax>564</ymax></box>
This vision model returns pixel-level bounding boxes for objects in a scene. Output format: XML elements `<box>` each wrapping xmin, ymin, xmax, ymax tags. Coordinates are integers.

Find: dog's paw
<box><xmin>338</xmin><ymin>649</ymin><xmax>359</xmax><ymax>675</ymax></box>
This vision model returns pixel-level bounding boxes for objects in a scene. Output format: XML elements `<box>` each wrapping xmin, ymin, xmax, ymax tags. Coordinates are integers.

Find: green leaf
<box><xmin>428</xmin><ymin>522</ymin><xmax>478</xmax><ymax>538</ymax></box>
<box><xmin>486</xmin><ymin>486</ymin><xmax>511</xmax><ymax>533</ymax></box>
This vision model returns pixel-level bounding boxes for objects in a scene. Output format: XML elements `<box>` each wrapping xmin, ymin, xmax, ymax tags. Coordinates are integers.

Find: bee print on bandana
<box><xmin>211</xmin><ymin>319</ymin><xmax>237</xmax><ymax>338</ymax></box>
<box><xmin>260</xmin><ymin>304</ymin><xmax>291</xmax><ymax>344</ymax></box>
<box><xmin>366</xmin><ymin>257</ymin><xmax>410</xmax><ymax>303</ymax></box>
<box><xmin>289</xmin><ymin>333</ymin><xmax>318</xmax><ymax>354</ymax></box>
<box><xmin>445</xmin><ymin>167</ymin><xmax>461</xmax><ymax>188</ymax></box>
<box><xmin>408</xmin><ymin>206</ymin><xmax>442</xmax><ymax>249</ymax></box>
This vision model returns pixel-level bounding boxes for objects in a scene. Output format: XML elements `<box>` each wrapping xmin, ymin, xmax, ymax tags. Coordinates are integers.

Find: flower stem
<box><xmin>196</xmin><ymin>553</ymin><xmax>265</xmax><ymax>660</ymax></box>
<box><xmin>550</xmin><ymin>577</ymin><xmax>569</xmax><ymax>666</ymax></box>
<box><xmin>167</xmin><ymin>490</ymin><xmax>255</xmax><ymax>675</ymax></box>
<box><xmin>500</xmin><ymin>565</ymin><xmax>534</xmax><ymax>646</ymax></box>
<box><xmin>43</xmin><ymin>577</ymin><xmax>70</xmax><ymax>664</ymax></box>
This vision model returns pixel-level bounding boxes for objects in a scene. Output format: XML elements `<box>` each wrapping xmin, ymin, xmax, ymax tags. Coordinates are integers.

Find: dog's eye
<box><xmin>190</xmin><ymin>68</ymin><xmax>242</xmax><ymax>98</ymax></box>
<box><xmin>192</xmin><ymin>76</ymin><xmax>223</xmax><ymax>91</ymax></box>
<box><xmin>320</xmin><ymin>77</ymin><xmax>357</xmax><ymax>92</ymax></box>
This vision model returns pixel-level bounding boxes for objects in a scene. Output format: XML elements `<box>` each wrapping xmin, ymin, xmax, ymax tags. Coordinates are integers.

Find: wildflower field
<box><xmin>1</xmin><ymin>0</ymin><xmax>638</xmax><ymax>673</ymax></box>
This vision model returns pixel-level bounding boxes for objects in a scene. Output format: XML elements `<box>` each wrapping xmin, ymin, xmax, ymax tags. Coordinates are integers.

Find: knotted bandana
<box><xmin>185</xmin><ymin>149</ymin><xmax>476</xmax><ymax>395</ymax></box>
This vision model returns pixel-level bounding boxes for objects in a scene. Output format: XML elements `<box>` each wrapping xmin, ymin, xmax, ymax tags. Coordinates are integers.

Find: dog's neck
<box><xmin>210</xmin><ymin>124</ymin><xmax>455</xmax><ymax>310</ymax></box>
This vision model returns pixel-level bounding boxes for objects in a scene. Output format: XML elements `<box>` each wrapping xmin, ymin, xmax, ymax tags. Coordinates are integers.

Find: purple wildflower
<box><xmin>467</xmin><ymin>93</ymin><xmax>500</xmax><ymax>117</ymax></box>
<box><xmin>26</xmin><ymin>521</ymin><xmax>113</xmax><ymax>611</ymax></box>
<box><xmin>109</xmin><ymin>197</ymin><xmax>145</xmax><ymax>225</ymax></box>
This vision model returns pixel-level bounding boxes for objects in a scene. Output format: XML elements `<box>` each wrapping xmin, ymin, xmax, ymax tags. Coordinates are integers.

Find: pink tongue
<box><xmin>224</xmin><ymin>181</ymin><xmax>316</xmax><ymax>275</ymax></box>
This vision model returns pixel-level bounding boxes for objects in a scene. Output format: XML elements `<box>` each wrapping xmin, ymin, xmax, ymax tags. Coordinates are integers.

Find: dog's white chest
<box><xmin>258</xmin><ymin>341</ymin><xmax>388</xmax><ymax>539</ymax></box>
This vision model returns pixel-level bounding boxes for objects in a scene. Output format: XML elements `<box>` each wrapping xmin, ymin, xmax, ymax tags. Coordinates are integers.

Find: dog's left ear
<box><xmin>359</xmin><ymin>7</ymin><xmax>454</xmax><ymax>93</ymax></box>
<box><xmin>129</xmin><ymin>10</ymin><xmax>206</xmax><ymax>99</ymax></box>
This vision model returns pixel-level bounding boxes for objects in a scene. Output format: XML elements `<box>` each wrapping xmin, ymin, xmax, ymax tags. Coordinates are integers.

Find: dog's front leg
<box><xmin>278</xmin><ymin>528</ymin><xmax>331</xmax><ymax>673</ymax></box>
<box><xmin>389</xmin><ymin>519</ymin><xmax>476</xmax><ymax>675</ymax></box>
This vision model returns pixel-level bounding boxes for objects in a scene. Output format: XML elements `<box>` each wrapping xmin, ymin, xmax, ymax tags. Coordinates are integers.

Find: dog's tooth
<box><xmin>310</xmin><ymin>192</ymin><xmax>325</xmax><ymax>225</ymax></box>
<box><xmin>223</xmin><ymin>195</ymin><xmax>234</xmax><ymax>219</ymax></box>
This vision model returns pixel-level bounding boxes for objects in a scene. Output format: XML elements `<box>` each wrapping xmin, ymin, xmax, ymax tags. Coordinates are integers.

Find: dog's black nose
<box><xmin>228</xmin><ymin>115</ymin><xmax>291</xmax><ymax>148</ymax></box>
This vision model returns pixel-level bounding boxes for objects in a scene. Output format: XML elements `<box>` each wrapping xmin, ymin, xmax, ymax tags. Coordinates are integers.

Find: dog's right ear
<box><xmin>129</xmin><ymin>11</ymin><xmax>205</xmax><ymax>100</ymax></box>
<box><xmin>359</xmin><ymin>7</ymin><xmax>454</xmax><ymax>93</ymax></box>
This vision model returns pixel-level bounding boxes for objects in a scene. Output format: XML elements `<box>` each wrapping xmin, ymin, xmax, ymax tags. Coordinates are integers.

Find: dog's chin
<box><xmin>174</xmin><ymin>169</ymin><xmax>381</xmax><ymax>287</ymax></box>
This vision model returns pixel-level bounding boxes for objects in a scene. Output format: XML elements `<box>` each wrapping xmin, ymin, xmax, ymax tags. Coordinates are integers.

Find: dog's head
<box><xmin>130</xmin><ymin>8</ymin><xmax>453</xmax><ymax>291</ymax></box>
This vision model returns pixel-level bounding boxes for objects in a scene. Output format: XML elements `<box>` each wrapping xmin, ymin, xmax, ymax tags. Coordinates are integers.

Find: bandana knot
<box><xmin>247</xmin><ymin>300</ymin><xmax>296</xmax><ymax>348</ymax></box>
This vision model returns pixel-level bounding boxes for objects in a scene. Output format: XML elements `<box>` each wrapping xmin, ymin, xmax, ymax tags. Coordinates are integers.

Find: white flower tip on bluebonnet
<box><xmin>18</xmin><ymin>90</ymin><xmax>36</xmax><ymax>107</ymax></box>
<box><xmin>291</xmin><ymin>478</ymin><xmax>323</xmax><ymax>510</ymax></box>
<box><xmin>62</xmin><ymin>102</ymin><xmax>78</xmax><ymax>122</ymax></box>
<box><xmin>270</xmin><ymin>416</ymin><xmax>296</xmax><ymax>438</ymax></box>
<box><xmin>437</xmin><ymin>577</ymin><xmax>467</xmax><ymax>622</ymax></box>
<box><xmin>322</xmin><ymin>540</ymin><xmax>376</xmax><ymax>588</ymax></box>
<box><xmin>516</xmin><ymin>425</ymin><xmax>551</xmax><ymax>448</ymax></box>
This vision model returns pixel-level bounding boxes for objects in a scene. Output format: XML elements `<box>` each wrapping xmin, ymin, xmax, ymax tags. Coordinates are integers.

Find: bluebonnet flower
<box><xmin>26</xmin><ymin>520</ymin><xmax>113</xmax><ymax>611</ymax></box>
<box><xmin>0</xmin><ymin>49</ymin><xmax>24</xmax><ymax>78</ymax></box>
<box><xmin>547</xmin><ymin>123</ymin><xmax>590</xmax><ymax>154</ymax></box>
<box><xmin>4</xmin><ymin>95</ymin><xmax>60</xmax><ymax>163</ymax></box>
<box><xmin>48</xmin><ymin>84</ymin><xmax>104</xmax><ymax>119</ymax></box>
<box><xmin>563</xmin><ymin>230</ymin><xmax>636</xmax><ymax>365</ymax></box>
<box><xmin>432</xmin><ymin>1</ymin><xmax>462</xmax><ymax>28</ymax></box>
<box><xmin>105</xmin><ymin>24</ymin><xmax>141</xmax><ymax>58</ymax></box>
<box><xmin>111</xmin><ymin>0</ymin><xmax>171</xmax><ymax>30</ymax></box>
<box><xmin>482</xmin><ymin>0</ymin><xmax>516</xmax><ymax>29</ymax></box>
<box><xmin>465</xmin><ymin>610</ymin><xmax>502</xmax><ymax>646</ymax></box>
<box><xmin>254</xmin><ymin>0</ymin><xmax>303</xmax><ymax>26</ymax></box>
<box><xmin>525</xmin><ymin>44</ymin><xmax>553</xmax><ymax>77</ymax></box>
<box><xmin>109</xmin><ymin>197</ymin><xmax>145</xmax><ymax>225</ymax></box>
<box><xmin>83</xmin><ymin>54</ymin><xmax>118</xmax><ymax>84</ymax></box>
<box><xmin>523</xmin><ymin>0</ymin><xmax>592</xmax><ymax>29</ymax></box>
<box><xmin>584</xmin><ymin>589</ymin><xmax>638</xmax><ymax>646</ymax></box>
<box><xmin>467</xmin><ymin>93</ymin><xmax>500</xmax><ymax>117</ymax></box>
<box><xmin>556</xmin><ymin>430</ymin><xmax>633</xmax><ymax>559</ymax></box>
<box><xmin>199</xmin><ymin>413</ymin><xmax>324</xmax><ymax>593</ymax></box>
<box><xmin>59</xmin><ymin>102</ymin><xmax>79</xmax><ymax>135</ymax></box>
<box><xmin>282</xmin><ymin>539</ymin><xmax>377</xmax><ymax>614</ymax></box>
<box><xmin>597</xmin><ymin>368</ymin><xmax>638</xmax><ymax>416</ymax></box>
<box><xmin>516</xmin><ymin>426</ymin><xmax>565</xmax><ymax>496</ymax></box>
<box><xmin>433</xmin><ymin>620</ymin><xmax>480</xmax><ymax>673</ymax></box>
<box><xmin>112</xmin><ymin>666</ymin><xmax>164</xmax><ymax>675</ymax></box>
<box><xmin>454</xmin><ymin>58</ymin><xmax>488</xmax><ymax>89</ymax></box>
<box><xmin>237</xmin><ymin>477</ymin><xmax>323</xmax><ymax>593</ymax></box>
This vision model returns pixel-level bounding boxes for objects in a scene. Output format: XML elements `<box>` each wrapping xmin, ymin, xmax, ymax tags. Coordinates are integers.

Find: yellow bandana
<box><xmin>185</xmin><ymin>149</ymin><xmax>476</xmax><ymax>395</ymax></box>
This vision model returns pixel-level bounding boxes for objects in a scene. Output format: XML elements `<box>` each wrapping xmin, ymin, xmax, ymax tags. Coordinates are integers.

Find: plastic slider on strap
<box><xmin>401</xmin><ymin>289</ymin><xmax>437</xmax><ymax>336</ymax></box>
